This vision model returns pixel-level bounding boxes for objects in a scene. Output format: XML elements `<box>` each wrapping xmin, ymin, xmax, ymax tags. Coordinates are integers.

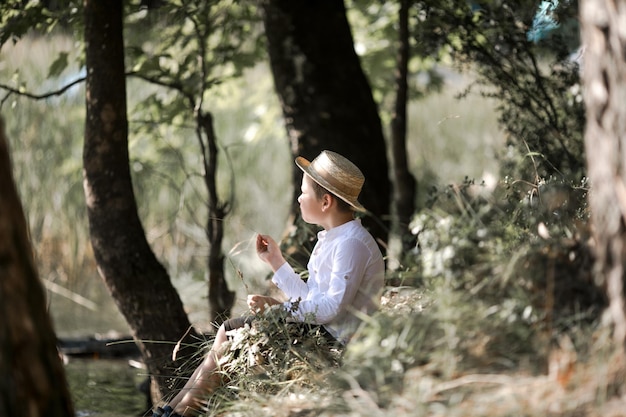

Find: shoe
<box><xmin>153</xmin><ymin>405</ymin><xmax>174</xmax><ymax>417</ymax></box>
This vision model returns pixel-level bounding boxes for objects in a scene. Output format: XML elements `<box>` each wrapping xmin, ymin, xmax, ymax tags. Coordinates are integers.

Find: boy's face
<box><xmin>297</xmin><ymin>175</ymin><xmax>325</xmax><ymax>225</ymax></box>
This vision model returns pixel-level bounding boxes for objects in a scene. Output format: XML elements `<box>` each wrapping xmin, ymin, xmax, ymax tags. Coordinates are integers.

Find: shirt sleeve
<box><xmin>286</xmin><ymin>238</ymin><xmax>371</xmax><ymax>324</ymax></box>
<box><xmin>271</xmin><ymin>262</ymin><xmax>309</xmax><ymax>300</ymax></box>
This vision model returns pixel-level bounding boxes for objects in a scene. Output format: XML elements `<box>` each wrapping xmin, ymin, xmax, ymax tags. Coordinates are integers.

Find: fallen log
<box><xmin>57</xmin><ymin>335</ymin><xmax>141</xmax><ymax>359</ymax></box>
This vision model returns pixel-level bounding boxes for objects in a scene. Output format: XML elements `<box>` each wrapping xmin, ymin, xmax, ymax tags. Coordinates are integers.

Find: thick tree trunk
<box><xmin>260</xmin><ymin>0</ymin><xmax>390</xmax><ymax>249</ymax></box>
<box><xmin>0</xmin><ymin>116</ymin><xmax>74</xmax><ymax>417</ymax></box>
<box><xmin>580</xmin><ymin>0</ymin><xmax>626</xmax><ymax>347</ymax></box>
<box><xmin>389</xmin><ymin>0</ymin><xmax>417</xmax><ymax>265</ymax></box>
<box><xmin>83</xmin><ymin>0</ymin><xmax>198</xmax><ymax>401</ymax></box>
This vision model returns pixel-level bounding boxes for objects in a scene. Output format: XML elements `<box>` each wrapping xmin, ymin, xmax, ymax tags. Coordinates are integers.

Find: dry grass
<box><xmin>385</xmin><ymin>330</ymin><xmax>626</xmax><ymax>417</ymax></box>
<box><xmin>205</xmin><ymin>289</ymin><xmax>625</xmax><ymax>417</ymax></box>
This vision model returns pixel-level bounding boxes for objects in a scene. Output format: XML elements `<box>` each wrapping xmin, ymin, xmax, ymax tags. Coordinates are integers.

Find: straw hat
<box><xmin>295</xmin><ymin>150</ymin><xmax>366</xmax><ymax>212</ymax></box>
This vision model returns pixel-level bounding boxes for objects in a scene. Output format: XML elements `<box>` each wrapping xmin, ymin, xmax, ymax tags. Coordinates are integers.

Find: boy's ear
<box><xmin>322</xmin><ymin>193</ymin><xmax>333</xmax><ymax>209</ymax></box>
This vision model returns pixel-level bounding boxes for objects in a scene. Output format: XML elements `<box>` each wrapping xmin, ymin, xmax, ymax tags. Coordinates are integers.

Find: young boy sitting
<box><xmin>155</xmin><ymin>150</ymin><xmax>385</xmax><ymax>417</ymax></box>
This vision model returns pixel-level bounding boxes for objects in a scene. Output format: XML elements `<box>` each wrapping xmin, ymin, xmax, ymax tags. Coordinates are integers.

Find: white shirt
<box><xmin>271</xmin><ymin>219</ymin><xmax>385</xmax><ymax>344</ymax></box>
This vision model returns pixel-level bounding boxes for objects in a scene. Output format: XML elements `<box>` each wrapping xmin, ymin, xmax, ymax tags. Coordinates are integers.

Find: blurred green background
<box><xmin>1</xmin><ymin>32</ymin><xmax>503</xmax><ymax>338</ymax></box>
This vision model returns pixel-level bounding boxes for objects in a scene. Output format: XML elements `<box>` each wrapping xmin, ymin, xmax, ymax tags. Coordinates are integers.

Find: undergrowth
<box><xmin>179</xmin><ymin>175</ymin><xmax>626</xmax><ymax>417</ymax></box>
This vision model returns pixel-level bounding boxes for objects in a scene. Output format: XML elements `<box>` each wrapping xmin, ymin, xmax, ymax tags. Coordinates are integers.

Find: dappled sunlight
<box><xmin>1</xmin><ymin>0</ymin><xmax>621</xmax><ymax>413</ymax></box>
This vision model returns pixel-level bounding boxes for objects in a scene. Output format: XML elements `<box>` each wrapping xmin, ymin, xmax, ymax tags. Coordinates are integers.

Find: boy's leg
<box><xmin>166</xmin><ymin>316</ymin><xmax>254</xmax><ymax>416</ymax></box>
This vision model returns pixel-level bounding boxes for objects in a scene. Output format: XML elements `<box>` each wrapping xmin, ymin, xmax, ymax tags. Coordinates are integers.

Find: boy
<box><xmin>156</xmin><ymin>150</ymin><xmax>384</xmax><ymax>417</ymax></box>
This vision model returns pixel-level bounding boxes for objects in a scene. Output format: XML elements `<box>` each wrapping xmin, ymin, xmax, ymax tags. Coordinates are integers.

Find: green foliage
<box><xmin>423</xmin><ymin>175</ymin><xmax>597</xmax><ymax>324</ymax></box>
<box><xmin>127</xmin><ymin>0</ymin><xmax>262</xmax><ymax>106</ymax></box>
<box><xmin>0</xmin><ymin>0</ymin><xmax>77</xmax><ymax>45</ymax></box>
<box><xmin>414</xmin><ymin>174</ymin><xmax>598</xmax><ymax>318</ymax></box>
<box><xmin>347</xmin><ymin>0</ymin><xmax>445</xmax><ymax>123</ymax></box>
<box><xmin>47</xmin><ymin>51</ymin><xmax>69</xmax><ymax>78</ymax></box>
<box><xmin>415</xmin><ymin>0</ymin><xmax>585</xmax><ymax>179</ymax></box>
<box><xmin>338</xmin><ymin>302</ymin><xmax>437</xmax><ymax>408</ymax></box>
<box><xmin>0</xmin><ymin>1</ymin><xmax>47</xmax><ymax>45</ymax></box>
<box><xmin>0</xmin><ymin>0</ymin><xmax>84</xmax><ymax>76</ymax></box>
<box><xmin>124</xmin><ymin>3</ymin><xmax>267</xmax><ymax>295</ymax></box>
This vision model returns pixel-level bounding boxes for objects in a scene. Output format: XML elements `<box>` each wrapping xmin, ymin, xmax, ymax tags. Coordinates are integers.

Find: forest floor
<box><xmin>186</xmin><ymin>283</ymin><xmax>626</xmax><ymax>417</ymax></box>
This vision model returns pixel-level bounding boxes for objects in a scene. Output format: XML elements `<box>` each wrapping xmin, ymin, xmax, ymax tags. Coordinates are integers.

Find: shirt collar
<box><xmin>317</xmin><ymin>218</ymin><xmax>360</xmax><ymax>241</ymax></box>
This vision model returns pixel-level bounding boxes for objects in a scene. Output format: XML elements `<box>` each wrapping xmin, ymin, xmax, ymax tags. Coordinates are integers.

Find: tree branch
<box><xmin>0</xmin><ymin>76</ymin><xmax>85</xmax><ymax>106</ymax></box>
<box><xmin>0</xmin><ymin>70</ymin><xmax>206</xmax><ymax>109</ymax></box>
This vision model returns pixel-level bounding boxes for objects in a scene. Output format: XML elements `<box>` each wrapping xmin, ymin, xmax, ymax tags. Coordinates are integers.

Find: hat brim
<box><xmin>296</xmin><ymin>156</ymin><xmax>366</xmax><ymax>212</ymax></box>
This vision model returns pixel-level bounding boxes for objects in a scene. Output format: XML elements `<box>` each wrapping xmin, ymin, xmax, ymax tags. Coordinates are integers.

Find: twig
<box><xmin>172</xmin><ymin>325</ymin><xmax>194</xmax><ymax>361</ymax></box>
<box><xmin>228</xmin><ymin>257</ymin><xmax>250</xmax><ymax>295</ymax></box>
<box><xmin>431</xmin><ymin>373</ymin><xmax>514</xmax><ymax>396</ymax></box>
<box><xmin>41</xmin><ymin>279</ymin><xmax>97</xmax><ymax>311</ymax></box>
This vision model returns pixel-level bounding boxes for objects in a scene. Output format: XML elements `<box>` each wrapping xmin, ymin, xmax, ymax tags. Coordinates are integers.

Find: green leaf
<box><xmin>47</xmin><ymin>52</ymin><xmax>69</xmax><ymax>78</ymax></box>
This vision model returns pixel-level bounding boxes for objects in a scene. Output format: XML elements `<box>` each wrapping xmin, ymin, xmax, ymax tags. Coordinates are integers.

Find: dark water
<box><xmin>64</xmin><ymin>358</ymin><xmax>151</xmax><ymax>417</ymax></box>
<box><xmin>53</xmin><ymin>281</ymin><xmax>151</xmax><ymax>416</ymax></box>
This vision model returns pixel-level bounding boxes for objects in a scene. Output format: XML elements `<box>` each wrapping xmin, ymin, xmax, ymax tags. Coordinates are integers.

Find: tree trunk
<box><xmin>198</xmin><ymin>112</ymin><xmax>235</xmax><ymax>325</ymax></box>
<box><xmin>83</xmin><ymin>0</ymin><xmax>199</xmax><ymax>401</ymax></box>
<box><xmin>260</xmin><ymin>0</ymin><xmax>390</xmax><ymax>250</ymax></box>
<box><xmin>580</xmin><ymin>0</ymin><xmax>626</xmax><ymax>347</ymax></box>
<box><xmin>0</xmin><ymin>116</ymin><xmax>74</xmax><ymax>417</ymax></box>
<box><xmin>389</xmin><ymin>0</ymin><xmax>417</xmax><ymax>267</ymax></box>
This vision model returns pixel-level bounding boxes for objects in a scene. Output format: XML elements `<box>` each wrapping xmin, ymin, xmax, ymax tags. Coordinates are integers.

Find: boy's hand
<box><xmin>255</xmin><ymin>234</ymin><xmax>272</xmax><ymax>255</ymax></box>
<box><xmin>247</xmin><ymin>294</ymin><xmax>280</xmax><ymax>314</ymax></box>
<box><xmin>256</xmin><ymin>234</ymin><xmax>286</xmax><ymax>271</ymax></box>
